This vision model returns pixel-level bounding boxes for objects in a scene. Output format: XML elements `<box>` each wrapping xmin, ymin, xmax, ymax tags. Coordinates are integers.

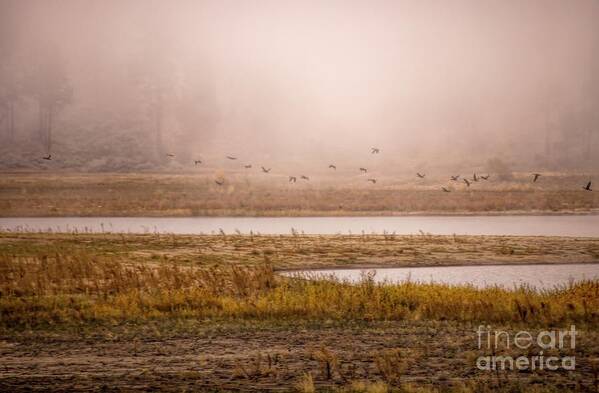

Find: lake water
<box><xmin>283</xmin><ymin>263</ymin><xmax>599</xmax><ymax>290</ymax></box>
<box><xmin>1</xmin><ymin>215</ymin><xmax>599</xmax><ymax>236</ymax></box>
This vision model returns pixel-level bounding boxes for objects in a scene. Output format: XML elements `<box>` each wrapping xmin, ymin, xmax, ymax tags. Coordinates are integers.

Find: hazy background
<box><xmin>1</xmin><ymin>0</ymin><xmax>598</xmax><ymax>174</ymax></box>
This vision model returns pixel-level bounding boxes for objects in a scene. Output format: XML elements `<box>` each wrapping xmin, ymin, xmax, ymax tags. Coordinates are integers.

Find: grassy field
<box><xmin>1</xmin><ymin>172</ymin><xmax>598</xmax><ymax>216</ymax></box>
<box><xmin>1</xmin><ymin>233</ymin><xmax>599</xmax><ymax>392</ymax></box>
<box><xmin>2</xmin><ymin>232</ymin><xmax>599</xmax><ymax>269</ymax></box>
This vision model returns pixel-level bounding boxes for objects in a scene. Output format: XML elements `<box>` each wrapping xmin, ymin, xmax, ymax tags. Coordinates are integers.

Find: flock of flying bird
<box><xmin>41</xmin><ymin>148</ymin><xmax>593</xmax><ymax>191</ymax></box>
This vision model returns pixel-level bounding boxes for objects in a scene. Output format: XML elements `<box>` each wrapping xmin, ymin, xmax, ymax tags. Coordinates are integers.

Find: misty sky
<box><xmin>1</xmin><ymin>0</ymin><xmax>598</xmax><ymax>170</ymax></box>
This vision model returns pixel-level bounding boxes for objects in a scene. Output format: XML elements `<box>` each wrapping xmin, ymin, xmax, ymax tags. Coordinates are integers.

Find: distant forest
<box><xmin>1</xmin><ymin>0</ymin><xmax>598</xmax><ymax>172</ymax></box>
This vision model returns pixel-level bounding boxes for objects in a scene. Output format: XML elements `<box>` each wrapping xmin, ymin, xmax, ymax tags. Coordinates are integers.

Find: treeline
<box><xmin>0</xmin><ymin>1</ymin><xmax>598</xmax><ymax>172</ymax></box>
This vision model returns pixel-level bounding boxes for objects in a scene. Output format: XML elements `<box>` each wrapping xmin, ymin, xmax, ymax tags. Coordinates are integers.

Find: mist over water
<box><xmin>1</xmin><ymin>0</ymin><xmax>598</xmax><ymax>173</ymax></box>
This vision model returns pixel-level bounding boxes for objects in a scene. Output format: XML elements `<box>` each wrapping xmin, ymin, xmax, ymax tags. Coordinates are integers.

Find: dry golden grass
<box><xmin>1</xmin><ymin>172</ymin><xmax>598</xmax><ymax>216</ymax></box>
<box><xmin>1</xmin><ymin>247</ymin><xmax>598</xmax><ymax>328</ymax></box>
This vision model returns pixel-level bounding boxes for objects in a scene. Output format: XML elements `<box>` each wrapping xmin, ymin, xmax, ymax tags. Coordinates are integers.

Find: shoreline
<box><xmin>2</xmin><ymin>209</ymin><xmax>599</xmax><ymax>218</ymax></box>
<box><xmin>2</xmin><ymin>172</ymin><xmax>598</xmax><ymax>219</ymax></box>
<box><xmin>2</xmin><ymin>232</ymin><xmax>598</xmax><ymax>271</ymax></box>
<box><xmin>276</xmin><ymin>260</ymin><xmax>599</xmax><ymax>272</ymax></box>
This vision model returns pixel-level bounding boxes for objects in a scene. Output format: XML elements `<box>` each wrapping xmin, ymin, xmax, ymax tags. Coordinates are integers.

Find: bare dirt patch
<box><xmin>1</xmin><ymin>321</ymin><xmax>597</xmax><ymax>392</ymax></box>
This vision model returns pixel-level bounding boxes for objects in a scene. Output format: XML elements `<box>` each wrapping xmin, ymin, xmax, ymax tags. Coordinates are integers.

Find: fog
<box><xmin>1</xmin><ymin>0</ymin><xmax>598</xmax><ymax>173</ymax></box>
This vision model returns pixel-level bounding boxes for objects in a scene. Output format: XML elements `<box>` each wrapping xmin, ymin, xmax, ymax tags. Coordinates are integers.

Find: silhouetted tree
<box><xmin>487</xmin><ymin>157</ymin><xmax>513</xmax><ymax>181</ymax></box>
<box><xmin>539</xmin><ymin>84</ymin><xmax>562</xmax><ymax>161</ymax></box>
<box><xmin>0</xmin><ymin>2</ymin><xmax>21</xmax><ymax>143</ymax></box>
<box><xmin>0</xmin><ymin>60</ymin><xmax>20</xmax><ymax>142</ymax></box>
<box><xmin>130</xmin><ymin>33</ymin><xmax>178</xmax><ymax>162</ymax></box>
<box><xmin>24</xmin><ymin>46</ymin><xmax>72</xmax><ymax>153</ymax></box>
<box><xmin>586</xmin><ymin>23</ymin><xmax>599</xmax><ymax>164</ymax></box>
<box><xmin>175</xmin><ymin>64</ymin><xmax>219</xmax><ymax>157</ymax></box>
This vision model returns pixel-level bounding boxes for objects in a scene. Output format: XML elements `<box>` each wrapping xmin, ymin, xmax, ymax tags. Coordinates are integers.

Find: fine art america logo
<box><xmin>476</xmin><ymin>325</ymin><xmax>576</xmax><ymax>371</ymax></box>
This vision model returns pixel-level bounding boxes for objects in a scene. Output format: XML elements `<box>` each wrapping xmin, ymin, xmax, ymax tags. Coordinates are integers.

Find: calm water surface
<box><xmin>284</xmin><ymin>264</ymin><xmax>599</xmax><ymax>290</ymax></box>
<box><xmin>1</xmin><ymin>215</ymin><xmax>599</xmax><ymax>236</ymax></box>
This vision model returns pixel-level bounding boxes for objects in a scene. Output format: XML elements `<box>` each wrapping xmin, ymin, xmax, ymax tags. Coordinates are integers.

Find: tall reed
<box><xmin>1</xmin><ymin>251</ymin><xmax>597</xmax><ymax>327</ymax></box>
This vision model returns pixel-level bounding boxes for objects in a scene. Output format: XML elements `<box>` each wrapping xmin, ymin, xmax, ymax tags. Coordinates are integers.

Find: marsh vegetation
<box><xmin>1</xmin><ymin>233</ymin><xmax>598</xmax><ymax>391</ymax></box>
<box><xmin>2</xmin><ymin>232</ymin><xmax>599</xmax><ymax>269</ymax></box>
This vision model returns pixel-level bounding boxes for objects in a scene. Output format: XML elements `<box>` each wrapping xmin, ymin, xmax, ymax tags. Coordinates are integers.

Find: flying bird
<box><xmin>359</xmin><ymin>167</ymin><xmax>368</xmax><ymax>173</ymax></box>
<box><xmin>261</xmin><ymin>166</ymin><xmax>271</xmax><ymax>173</ymax></box>
<box><xmin>166</xmin><ymin>153</ymin><xmax>175</xmax><ymax>158</ymax></box>
<box><xmin>416</xmin><ymin>173</ymin><xmax>425</xmax><ymax>178</ymax></box>
<box><xmin>301</xmin><ymin>175</ymin><xmax>310</xmax><ymax>181</ymax></box>
<box><xmin>480</xmin><ymin>175</ymin><xmax>490</xmax><ymax>180</ymax></box>
<box><xmin>442</xmin><ymin>187</ymin><xmax>451</xmax><ymax>192</ymax></box>
<box><xmin>371</xmin><ymin>147</ymin><xmax>380</xmax><ymax>154</ymax></box>
<box><xmin>215</xmin><ymin>179</ymin><xmax>224</xmax><ymax>186</ymax></box>
<box><xmin>194</xmin><ymin>160</ymin><xmax>202</xmax><ymax>165</ymax></box>
<box><xmin>583</xmin><ymin>181</ymin><xmax>592</xmax><ymax>191</ymax></box>
<box><xmin>226</xmin><ymin>156</ymin><xmax>237</xmax><ymax>160</ymax></box>
<box><xmin>244</xmin><ymin>164</ymin><xmax>252</xmax><ymax>169</ymax></box>
<box><xmin>367</xmin><ymin>178</ymin><xmax>377</xmax><ymax>184</ymax></box>
<box><xmin>450</xmin><ymin>175</ymin><xmax>460</xmax><ymax>181</ymax></box>
<box><xmin>289</xmin><ymin>176</ymin><xmax>297</xmax><ymax>183</ymax></box>
<box><xmin>329</xmin><ymin>164</ymin><xmax>336</xmax><ymax>170</ymax></box>
<box><xmin>42</xmin><ymin>154</ymin><xmax>52</xmax><ymax>160</ymax></box>
<box><xmin>463</xmin><ymin>178</ymin><xmax>471</xmax><ymax>187</ymax></box>
<box><xmin>472</xmin><ymin>173</ymin><xmax>478</xmax><ymax>182</ymax></box>
<box><xmin>532</xmin><ymin>173</ymin><xmax>541</xmax><ymax>182</ymax></box>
